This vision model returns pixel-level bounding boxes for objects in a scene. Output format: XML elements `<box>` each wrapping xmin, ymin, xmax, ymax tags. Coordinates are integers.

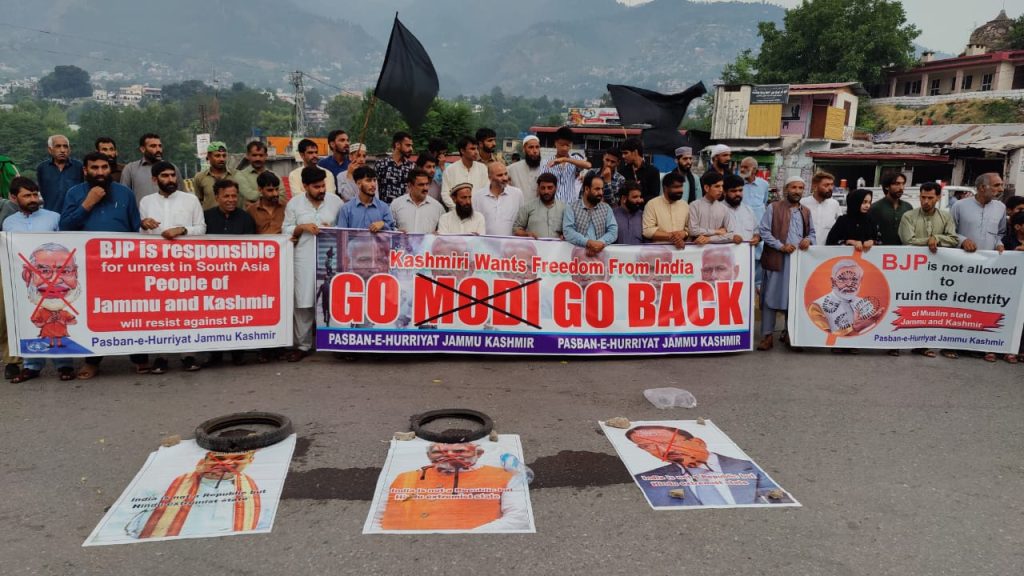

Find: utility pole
<box><xmin>291</xmin><ymin>71</ymin><xmax>306</xmax><ymax>143</ymax></box>
<box><xmin>198</xmin><ymin>103</ymin><xmax>209</xmax><ymax>133</ymax></box>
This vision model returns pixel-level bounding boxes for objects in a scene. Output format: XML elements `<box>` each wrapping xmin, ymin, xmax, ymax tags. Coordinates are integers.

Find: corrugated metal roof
<box><xmin>790</xmin><ymin>82</ymin><xmax>869</xmax><ymax>96</ymax></box>
<box><xmin>806</xmin><ymin>142</ymin><xmax>948</xmax><ymax>161</ymax></box>
<box><xmin>879</xmin><ymin>124</ymin><xmax>1024</xmax><ymax>151</ymax></box>
<box><xmin>808</xmin><ymin>144</ymin><xmax>945</xmax><ymax>156</ymax></box>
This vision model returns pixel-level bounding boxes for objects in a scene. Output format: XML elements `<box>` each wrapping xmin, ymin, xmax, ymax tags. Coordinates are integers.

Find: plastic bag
<box><xmin>643</xmin><ymin>387</ymin><xmax>697</xmax><ymax>409</ymax></box>
<box><xmin>500</xmin><ymin>453</ymin><xmax>535</xmax><ymax>484</ymax></box>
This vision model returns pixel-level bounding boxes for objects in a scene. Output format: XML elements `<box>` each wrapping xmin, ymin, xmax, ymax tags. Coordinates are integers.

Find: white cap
<box><xmin>523</xmin><ymin>135</ymin><xmax>539</xmax><ymax>145</ymax></box>
<box><xmin>785</xmin><ymin>175</ymin><xmax>805</xmax><ymax>187</ymax></box>
<box><xmin>710</xmin><ymin>144</ymin><xmax>731</xmax><ymax>157</ymax></box>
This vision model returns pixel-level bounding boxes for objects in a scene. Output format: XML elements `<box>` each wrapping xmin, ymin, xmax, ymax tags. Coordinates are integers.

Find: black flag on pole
<box><xmin>606</xmin><ymin>82</ymin><xmax>707</xmax><ymax>154</ymax></box>
<box><xmin>374</xmin><ymin>16</ymin><xmax>439</xmax><ymax>128</ymax></box>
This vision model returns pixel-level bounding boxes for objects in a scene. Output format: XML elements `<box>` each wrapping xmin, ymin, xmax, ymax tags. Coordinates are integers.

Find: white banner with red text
<box><xmin>0</xmin><ymin>232</ymin><xmax>293</xmax><ymax>357</ymax></box>
<box><xmin>788</xmin><ymin>246</ymin><xmax>1024</xmax><ymax>352</ymax></box>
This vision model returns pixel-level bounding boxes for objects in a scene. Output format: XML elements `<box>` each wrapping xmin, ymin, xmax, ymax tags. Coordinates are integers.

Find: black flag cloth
<box><xmin>607</xmin><ymin>82</ymin><xmax>707</xmax><ymax>154</ymax></box>
<box><xmin>374</xmin><ymin>17</ymin><xmax>439</xmax><ymax>128</ymax></box>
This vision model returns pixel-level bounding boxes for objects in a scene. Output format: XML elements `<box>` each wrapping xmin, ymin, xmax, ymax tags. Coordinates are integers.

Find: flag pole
<box><xmin>358</xmin><ymin>95</ymin><xmax>378</xmax><ymax>148</ymax></box>
<box><xmin>360</xmin><ymin>12</ymin><xmax>398</xmax><ymax>150</ymax></box>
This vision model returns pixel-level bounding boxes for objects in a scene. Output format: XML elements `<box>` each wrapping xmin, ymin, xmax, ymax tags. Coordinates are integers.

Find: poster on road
<box><xmin>316</xmin><ymin>229</ymin><xmax>754</xmax><ymax>356</ymax></box>
<box><xmin>84</xmin><ymin>435</ymin><xmax>296</xmax><ymax>546</ymax></box>
<box><xmin>788</xmin><ymin>246</ymin><xmax>1024</xmax><ymax>352</ymax></box>
<box><xmin>363</xmin><ymin>435</ymin><xmax>536</xmax><ymax>534</ymax></box>
<box><xmin>0</xmin><ymin>232</ymin><xmax>293</xmax><ymax>357</ymax></box>
<box><xmin>602</xmin><ymin>419</ymin><xmax>799</xmax><ymax>510</ymax></box>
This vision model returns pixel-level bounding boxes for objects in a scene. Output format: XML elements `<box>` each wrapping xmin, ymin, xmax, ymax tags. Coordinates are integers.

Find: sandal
<box><xmin>150</xmin><ymin>358</ymin><xmax>169</xmax><ymax>374</ymax></box>
<box><xmin>983</xmin><ymin>353</ymin><xmax>997</xmax><ymax>363</ymax></box>
<box><xmin>888</xmin><ymin>349</ymin><xmax>901</xmax><ymax>357</ymax></box>
<box><xmin>134</xmin><ymin>363</ymin><xmax>151</xmax><ymax>374</ymax></box>
<box><xmin>5</xmin><ymin>363</ymin><xmax>21</xmax><ymax>379</ymax></box>
<box><xmin>182</xmin><ymin>356</ymin><xmax>201</xmax><ymax>371</ymax></box>
<box><xmin>1005</xmin><ymin>354</ymin><xmax>1018</xmax><ymax>364</ymax></box>
<box><xmin>58</xmin><ymin>367</ymin><xmax>76</xmax><ymax>381</ymax></box>
<box><xmin>757</xmin><ymin>335</ymin><xmax>773</xmax><ymax>351</ymax></box>
<box><xmin>11</xmin><ymin>369</ymin><xmax>40</xmax><ymax>383</ymax></box>
<box><xmin>913</xmin><ymin>348</ymin><xmax>937</xmax><ymax>358</ymax></box>
<box><xmin>286</xmin><ymin>349</ymin><xmax>309</xmax><ymax>362</ymax></box>
<box><xmin>941</xmin><ymin>350</ymin><xmax>959</xmax><ymax>359</ymax></box>
<box><xmin>77</xmin><ymin>363</ymin><xmax>100</xmax><ymax>380</ymax></box>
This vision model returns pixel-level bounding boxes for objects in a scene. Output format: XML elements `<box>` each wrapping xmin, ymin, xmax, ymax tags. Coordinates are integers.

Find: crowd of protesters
<box><xmin>3</xmin><ymin>125</ymin><xmax>1021</xmax><ymax>383</ymax></box>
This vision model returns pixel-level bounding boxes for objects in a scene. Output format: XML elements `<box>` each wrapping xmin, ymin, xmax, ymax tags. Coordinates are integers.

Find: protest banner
<box><xmin>601</xmin><ymin>419</ymin><xmax>799</xmax><ymax>510</ymax></box>
<box><xmin>788</xmin><ymin>246</ymin><xmax>1024</xmax><ymax>352</ymax></box>
<box><xmin>364</xmin><ymin>435</ymin><xmax>535</xmax><ymax>534</ymax></box>
<box><xmin>84</xmin><ymin>435</ymin><xmax>296</xmax><ymax>546</ymax></box>
<box><xmin>315</xmin><ymin>229</ymin><xmax>754</xmax><ymax>355</ymax></box>
<box><xmin>0</xmin><ymin>232</ymin><xmax>293</xmax><ymax>357</ymax></box>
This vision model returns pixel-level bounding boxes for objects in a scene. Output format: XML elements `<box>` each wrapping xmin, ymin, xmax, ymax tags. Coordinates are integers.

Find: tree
<box><xmin>74</xmin><ymin>102</ymin><xmax>193</xmax><ymax>175</ymax></box>
<box><xmin>0</xmin><ymin>101</ymin><xmax>57</xmax><ymax>171</ymax></box>
<box><xmin>161</xmin><ymin>80</ymin><xmax>213</xmax><ymax>103</ymax></box>
<box><xmin>324</xmin><ymin>94</ymin><xmax>363</xmax><ymax>133</ymax></box>
<box><xmin>729</xmin><ymin>0</ymin><xmax>920</xmax><ymax>86</ymax></box>
<box><xmin>216</xmin><ymin>85</ymin><xmax>293</xmax><ymax>150</ymax></box>
<box><xmin>1009</xmin><ymin>14</ymin><xmax>1024</xmax><ymax>50</ymax></box>
<box><xmin>681</xmin><ymin>94</ymin><xmax>714</xmax><ymax>132</ymax></box>
<box><xmin>413</xmin><ymin>99</ymin><xmax>474</xmax><ymax>151</ymax></box>
<box><xmin>355</xmin><ymin>90</ymin><xmax>409</xmax><ymax>154</ymax></box>
<box><xmin>720</xmin><ymin>49</ymin><xmax>758</xmax><ymax>84</ymax></box>
<box><xmin>38</xmin><ymin>65</ymin><xmax>92</xmax><ymax>99</ymax></box>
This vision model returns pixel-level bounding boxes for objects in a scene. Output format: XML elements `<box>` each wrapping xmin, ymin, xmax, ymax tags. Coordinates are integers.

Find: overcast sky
<box><xmin>621</xmin><ymin>1</ymin><xmax>1018</xmax><ymax>54</ymax></box>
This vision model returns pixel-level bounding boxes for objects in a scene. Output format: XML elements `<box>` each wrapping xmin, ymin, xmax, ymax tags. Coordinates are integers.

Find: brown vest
<box><xmin>761</xmin><ymin>200</ymin><xmax>810</xmax><ymax>272</ymax></box>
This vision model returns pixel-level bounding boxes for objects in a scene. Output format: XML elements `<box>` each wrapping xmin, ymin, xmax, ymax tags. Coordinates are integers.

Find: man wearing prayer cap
<box><xmin>507</xmin><ymin>135</ymin><xmax>543</xmax><ymax>202</ymax></box>
<box><xmin>757</xmin><ymin>174</ymin><xmax>814</xmax><ymax>350</ymax></box>
<box><xmin>706</xmin><ymin>144</ymin><xmax>733</xmax><ymax>177</ymax></box>
<box><xmin>438</xmin><ymin>182</ymin><xmax>486</xmax><ymax>235</ymax></box>
<box><xmin>671</xmin><ymin>146</ymin><xmax>700</xmax><ymax>203</ymax></box>
<box><xmin>192</xmin><ymin>141</ymin><xmax>236</xmax><ymax>210</ymax></box>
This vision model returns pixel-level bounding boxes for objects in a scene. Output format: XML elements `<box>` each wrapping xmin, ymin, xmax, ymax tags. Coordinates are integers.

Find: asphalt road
<box><xmin>2</xmin><ymin>347</ymin><xmax>1022</xmax><ymax>576</ymax></box>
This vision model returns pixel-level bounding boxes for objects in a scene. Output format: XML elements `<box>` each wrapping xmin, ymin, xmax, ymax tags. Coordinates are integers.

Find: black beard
<box><xmin>455</xmin><ymin>204</ymin><xmax>474</xmax><ymax>219</ymax></box>
<box><xmin>159</xmin><ymin>182</ymin><xmax>177</xmax><ymax>194</ymax></box>
<box><xmin>144</xmin><ymin>153</ymin><xmax>162</xmax><ymax>163</ymax></box>
<box><xmin>86</xmin><ymin>176</ymin><xmax>110</xmax><ymax>189</ymax></box>
<box><xmin>677</xmin><ymin>166</ymin><xmax>691</xmax><ymax>175</ymax></box>
<box><xmin>725</xmin><ymin>196</ymin><xmax>742</xmax><ymax>207</ymax></box>
<box><xmin>525</xmin><ymin>155</ymin><xmax>541</xmax><ymax>168</ymax></box>
<box><xmin>667</xmin><ymin>192</ymin><xmax>684</xmax><ymax>202</ymax></box>
<box><xmin>625</xmin><ymin>202</ymin><xmax>641</xmax><ymax>214</ymax></box>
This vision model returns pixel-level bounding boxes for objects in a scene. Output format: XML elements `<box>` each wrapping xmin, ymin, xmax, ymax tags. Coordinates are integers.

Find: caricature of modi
<box><xmin>22</xmin><ymin>242</ymin><xmax>80</xmax><ymax>347</ymax></box>
<box><xmin>808</xmin><ymin>259</ymin><xmax>881</xmax><ymax>336</ymax></box>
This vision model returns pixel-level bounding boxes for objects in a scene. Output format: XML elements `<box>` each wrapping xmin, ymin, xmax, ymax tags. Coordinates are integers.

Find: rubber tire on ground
<box><xmin>194</xmin><ymin>411</ymin><xmax>294</xmax><ymax>452</ymax></box>
<box><xmin>410</xmin><ymin>409</ymin><xmax>494</xmax><ymax>443</ymax></box>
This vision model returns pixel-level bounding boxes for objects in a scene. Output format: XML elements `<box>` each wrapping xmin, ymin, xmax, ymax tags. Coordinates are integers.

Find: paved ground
<box><xmin>2</xmin><ymin>347</ymin><xmax>1023</xmax><ymax>576</ymax></box>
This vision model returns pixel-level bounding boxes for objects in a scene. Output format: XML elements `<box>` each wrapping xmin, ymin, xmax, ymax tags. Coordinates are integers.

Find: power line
<box><xmin>0</xmin><ymin>22</ymin><xmax>279</xmax><ymax>73</ymax></box>
<box><xmin>0</xmin><ymin>22</ymin><xmax>188</xmax><ymax>60</ymax></box>
<box><xmin>299</xmin><ymin>71</ymin><xmax>344</xmax><ymax>92</ymax></box>
<box><xmin>23</xmin><ymin>47</ymin><xmax>138</xmax><ymax>67</ymax></box>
